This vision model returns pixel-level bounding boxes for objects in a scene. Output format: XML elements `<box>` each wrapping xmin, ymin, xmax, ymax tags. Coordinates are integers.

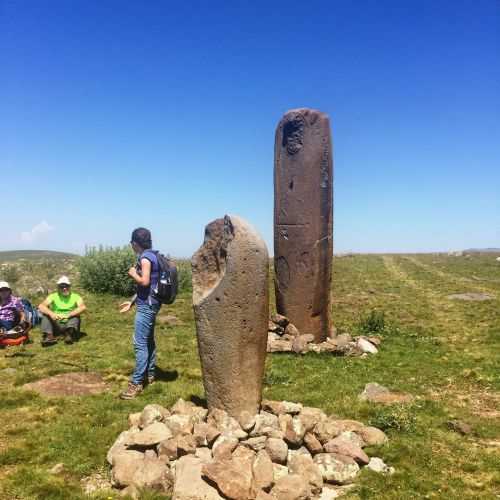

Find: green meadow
<box><xmin>0</xmin><ymin>252</ymin><xmax>499</xmax><ymax>499</ymax></box>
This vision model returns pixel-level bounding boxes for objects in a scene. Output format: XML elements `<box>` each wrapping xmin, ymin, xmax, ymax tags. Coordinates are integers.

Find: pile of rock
<box><xmin>107</xmin><ymin>398</ymin><xmax>392</xmax><ymax>499</ymax></box>
<box><xmin>267</xmin><ymin>314</ymin><xmax>380</xmax><ymax>356</ymax></box>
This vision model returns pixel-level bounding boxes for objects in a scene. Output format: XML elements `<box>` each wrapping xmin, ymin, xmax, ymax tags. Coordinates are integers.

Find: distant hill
<box><xmin>464</xmin><ymin>248</ymin><xmax>500</xmax><ymax>254</ymax></box>
<box><xmin>0</xmin><ymin>250</ymin><xmax>77</xmax><ymax>262</ymax></box>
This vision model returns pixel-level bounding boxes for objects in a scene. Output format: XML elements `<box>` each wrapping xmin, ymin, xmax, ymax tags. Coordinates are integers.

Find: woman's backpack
<box><xmin>21</xmin><ymin>298</ymin><xmax>41</xmax><ymax>327</ymax></box>
<box><xmin>152</xmin><ymin>253</ymin><xmax>178</xmax><ymax>305</ymax></box>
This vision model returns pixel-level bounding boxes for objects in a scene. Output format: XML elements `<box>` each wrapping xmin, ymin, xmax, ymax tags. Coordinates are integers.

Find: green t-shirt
<box><xmin>47</xmin><ymin>292</ymin><xmax>83</xmax><ymax>321</ymax></box>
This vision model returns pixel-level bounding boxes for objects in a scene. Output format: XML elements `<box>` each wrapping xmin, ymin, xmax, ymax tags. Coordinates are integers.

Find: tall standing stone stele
<box><xmin>274</xmin><ymin>108</ymin><xmax>333</xmax><ymax>343</ymax></box>
<box><xmin>192</xmin><ymin>215</ymin><xmax>269</xmax><ymax>418</ymax></box>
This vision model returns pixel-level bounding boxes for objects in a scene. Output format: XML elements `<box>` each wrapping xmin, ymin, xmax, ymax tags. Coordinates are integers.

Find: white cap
<box><xmin>0</xmin><ymin>281</ymin><xmax>10</xmax><ymax>290</ymax></box>
<box><xmin>57</xmin><ymin>276</ymin><xmax>71</xmax><ymax>285</ymax></box>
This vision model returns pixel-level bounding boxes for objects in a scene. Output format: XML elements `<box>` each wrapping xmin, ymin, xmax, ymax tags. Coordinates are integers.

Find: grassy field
<box><xmin>0</xmin><ymin>253</ymin><xmax>499</xmax><ymax>499</ymax></box>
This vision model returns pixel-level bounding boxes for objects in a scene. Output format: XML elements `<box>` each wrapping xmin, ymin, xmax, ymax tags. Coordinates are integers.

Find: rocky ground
<box><xmin>267</xmin><ymin>314</ymin><xmax>380</xmax><ymax>356</ymax></box>
<box><xmin>107</xmin><ymin>398</ymin><xmax>393</xmax><ymax>499</ymax></box>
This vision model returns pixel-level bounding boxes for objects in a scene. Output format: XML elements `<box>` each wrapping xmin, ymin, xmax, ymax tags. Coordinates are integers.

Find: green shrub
<box><xmin>369</xmin><ymin>403</ymin><xmax>418</xmax><ymax>432</ymax></box>
<box><xmin>78</xmin><ymin>246</ymin><xmax>192</xmax><ymax>297</ymax></box>
<box><xmin>176</xmin><ymin>259</ymin><xmax>192</xmax><ymax>294</ymax></box>
<box><xmin>358</xmin><ymin>309</ymin><xmax>386</xmax><ymax>334</ymax></box>
<box><xmin>78</xmin><ymin>246</ymin><xmax>136</xmax><ymax>296</ymax></box>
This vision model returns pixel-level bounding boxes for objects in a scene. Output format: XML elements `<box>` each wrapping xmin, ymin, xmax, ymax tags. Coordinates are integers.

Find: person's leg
<box><xmin>146</xmin><ymin>304</ymin><xmax>160</xmax><ymax>383</ymax></box>
<box><xmin>63</xmin><ymin>317</ymin><xmax>80</xmax><ymax>344</ymax></box>
<box><xmin>120</xmin><ymin>305</ymin><xmax>148</xmax><ymax>399</ymax></box>
<box><xmin>0</xmin><ymin>319</ymin><xmax>16</xmax><ymax>331</ymax></box>
<box><xmin>40</xmin><ymin>315</ymin><xmax>57</xmax><ymax>346</ymax></box>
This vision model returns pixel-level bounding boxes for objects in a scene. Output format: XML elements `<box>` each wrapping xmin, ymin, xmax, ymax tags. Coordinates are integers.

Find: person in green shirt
<box><xmin>38</xmin><ymin>276</ymin><xmax>87</xmax><ymax>346</ymax></box>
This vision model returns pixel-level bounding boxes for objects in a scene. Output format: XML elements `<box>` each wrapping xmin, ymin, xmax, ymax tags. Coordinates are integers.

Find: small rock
<box><xmin>292</xmin><ymin>336</ymin><xmax>309</xmax><ymax>354</ymax></box>
<box><xmin>359</xmin><ymin>383</ymin><xmax>413</xmax><ymax>405</ymax></box>
<box><xmin>195</xmin><ymin>446</ymin><xmax>213</xmax><ymax>464</ymax></box>
<box><xmin>356</xmin><ymin>338</ymin><xmax>378</xmax><ymax>354</ymax></box>
<box><xmin>287</xmin><ymin>447</ymin><xmax>311</xmax><ymax>465</ymax></box>
<box><xmin>253</xmin><ymin>449</ymin><xmax>274</xmax><ymax>490</ymax></box>
<box><xmin>128</xmin><ymin>412</ymin><xmax>142</xmax><ymax>428</ymax></box>
<box><xmin>304</xmin><ymin>432</ymin><xmax>324</xmax><ymax>454</ymax></box>
<box><xmin>49</xmin><ymin>463</ymin><xmax>64</xmax><ymax>474</ymax></box>
<box><xmin>271</xmin><ymin>474</ymin><xmax>311</xmax><ymax>500</ymax></box>
<box><xmin>112</xmin><ymin>450</ymin><xmax>145</xmax><ymax>487</ymax></box>
<box><xmin>334</xmin><ymin>420</ymin><xmax>364</xmax><ymax>433</ymax></box>
<box><xmin>232</xmin><ymin>445</ymin><xmax>256</xmax><ymax>462</ymax></box>
<box><xmin>194</xmin><ymin>422</ymin><xmax>221</xmax><ymax>447</ymax></box>
<box><xmin>107</xmin><ymin>429</ymin><xmax>138</xmax><ymax>465</ymax></box>
<box><xmin>128</xmin><ymin>422</ymin><xmax>172</xmax><ymax>447</ymax></box>
<box><xmin>165</xmin><ymin>414</ymin><xmax>194</xmax><ymax>436</ymax></box>
<box><xmin>158</xmin><ymin>437</ymin><xmax>179</xmax><ymax>461</ymax></box>
<box><xmin>323</xmin><ymin>436</ymin><xmax>369</xmax><ymax>465</ymax></box>
<box><xmin>298</xmin><ymin>407</ymin><xmax>327</xmax><ymax>430</ymax></box>
<box><xmin>284</xmin><ymin>323</ymin><xmax>300</xmax><ymax>337</ymax></box>
<box><xmin>237</xmin><ymin>410</ymin><xmax>257</xmax><ymax>432</ymax></box>
<box><xmin>212</xmin><ymin>434</ymin><xmax>239</xmax><ymax>460</ymax></box>
<box><xmin>173</xmin><ymin>455</ymin><xmax>223</xmax><ymax>500</ymax></box>
<box><xmin>250</xmin><ymin>411</ymin><xmax>280</xmax><ymax>437</ymax></box>
<box><xmin>242</xmin><ymin>436</ymin><xmax>268</xmax><ymax>452</ymax></box>
<box><xmin>285</xmin><ymin>415</ymin><xmax>308</xmax><ymax>446</ymax></box>
<box><xmin>262</xmin><ymin>400</ymin><xmax>302</xmax><ymax>416</ymax></box>
<box><xmin>266</xmin><ymin>438</ymin><xmax>288</xmax><ymax>464</ymax></box>
<box><xmin>131</xmin><ymin>451</ymin><xmax>173</xmax><ymax>491</ymax></box>
<box><xmin>208</xmin><ymin>409</ymin><xmax>246</xmax><ymax>437</ymax></box>
<box><xmin>177</xmin><ymin>433</ymin><xmax>197</xmax><ymax>456</ymax></box>
<box><xmin>202</xmin><ymin>456</ymin><xmax>254</xmax><ymax>500</ymax></box>
<box><xmin>139</xmin><ymin>404</ymin><xmax>169</xmax><ymax>428</ymax></box>
<box><xmin>366</xmin><ymin>457</ymin><xmax>395</xmax><ymax>474</ymax></box>
<box><xmin>313</xmin><ymin>421</ymin><xmax>341</xmax><ymax>444</ymax></box>
<box><xmin>287</xmin><ymin>453</ymin><xmax>323</xmax><ymax>493</ymax></box>
<box><xmin>314</xmin><ymin>453</ymin><xmax>359</xmax><ymax>484</ymax></box>
<box><xmin>268</xmin><ymin>339</ymin><xmax>293</xmax><ymax>353</ymax></box>
<box><xmin>272</xmin><ymin>463</ymin><xmax>289</xmax><ymax>482</ymax></box>
<box><xmin>447</xmin><ymin>420</ymin><xmax>473</xmax><ymax>435</ymax></box>
<box><xmin>358</xmin><ymin>426</ymin><xmax>388</xmax><ymax>446</ymax></box>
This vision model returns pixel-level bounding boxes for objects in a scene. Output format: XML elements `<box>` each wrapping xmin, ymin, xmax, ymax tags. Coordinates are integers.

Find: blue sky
<box><xmin>1</xmin><ymin>0</ymin><xmax>499</xmax><ymax>256</ymax></box>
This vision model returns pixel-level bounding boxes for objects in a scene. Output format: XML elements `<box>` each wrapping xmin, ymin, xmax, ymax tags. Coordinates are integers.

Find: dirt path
<box><xmin>405</xmin><ymin>256</ymin><xmax>498</xmax><ymax>295</ymax></box>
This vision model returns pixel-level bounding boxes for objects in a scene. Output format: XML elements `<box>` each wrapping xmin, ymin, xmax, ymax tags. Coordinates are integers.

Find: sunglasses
<box><xmin>58</xmin><ymin>284</ymin><xmax>70</xmax><ymax>289</ymax></box>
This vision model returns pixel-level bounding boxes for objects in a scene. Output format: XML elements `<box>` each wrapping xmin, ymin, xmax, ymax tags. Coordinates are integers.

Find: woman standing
<box><xmin>119</xmin><ymin>228</ymin><xmax>161</xmax><ymax>399</ymax></box>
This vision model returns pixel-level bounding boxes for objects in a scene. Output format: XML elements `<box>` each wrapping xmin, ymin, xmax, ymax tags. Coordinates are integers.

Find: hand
<box><xmin>55</xmin><ymin>313</ymin><xmax>66</xmax><ymax>321</ymax></box>
<box><xmin>119</xmin><ymin>301</ymin><xmax>132</xmax><ymax>313</ymax></box>
<box><xmin>128</xmin><ymin>267</ymin><xmax>138</xmax><ymax>279</ymax></box>
<box><xmin>49</xmin><ymin>312</ymin><xmax>58</xmax><ymax>321</ymax></box>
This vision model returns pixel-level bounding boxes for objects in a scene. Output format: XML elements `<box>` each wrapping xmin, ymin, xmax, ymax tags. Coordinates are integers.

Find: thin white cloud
<box><xmin>20</xmin><ymin>220</ymin><xmax>55</xmax><ymax>244</ymax></box>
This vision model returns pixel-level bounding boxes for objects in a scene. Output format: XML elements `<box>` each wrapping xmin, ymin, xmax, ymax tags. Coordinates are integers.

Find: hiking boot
<box><xmin>119</xmin><ymin>382</ymin><xmax>143</xmax><ymax>400</ymax></box>
<box><xmin>64</xmin><ymin>329</ymin><xmax>74</xmax><ymax>344</ymax></box>
<box><xmin>41</xmin><ymin>333</ymin><xmax>57</xmax><ymax>347</ymax></box>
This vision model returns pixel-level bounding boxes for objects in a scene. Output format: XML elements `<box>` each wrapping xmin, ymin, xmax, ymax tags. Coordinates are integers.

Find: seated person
<box><xmin>38</xmin><ymin>276</ymin><xmax>86</xmax><ymax>346</ymax></box>
<box><xmin>0</xmin><ymin>281</ymin><xmax>25</xmax><ymax>332</ymax></box>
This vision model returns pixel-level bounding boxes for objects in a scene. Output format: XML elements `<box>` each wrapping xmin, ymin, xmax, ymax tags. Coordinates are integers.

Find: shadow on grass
<box><xmin>154</xmin><ymin>366</ymin><xmax>179</xmax><ymax>383</ymax></box>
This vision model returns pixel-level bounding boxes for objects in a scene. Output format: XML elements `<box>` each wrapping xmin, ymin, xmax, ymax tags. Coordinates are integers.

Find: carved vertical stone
<box><xmin>274</xmin><ymin>108</ymin><xmax>333</xmax><ymax>343</ymax></box>
<box><xmin>192</xmin><ymin>215</ymin><xmax>269</xmax><ymax>418</ymax></box>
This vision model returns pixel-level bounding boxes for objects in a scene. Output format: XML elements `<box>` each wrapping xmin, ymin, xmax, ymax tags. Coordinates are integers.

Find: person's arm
<box><xmin>15</xmin><ymin>298</ymin><xmax>26</xmax><ymax>323</ymax></box>
<box><xmin>68</xmin><ymin>299</ymin><xmax>86</xmax><ymax>318</ymax></box>
<box><xmin>128</xmin><ymin>258</ymin><xmax>151</xmax><ymax>286</ymax></box>
<box><xmin>119</xmin><ymin>294</ymin><xmax>136</xmax><ymax>313</ymax></box>
<box><xmin>38</xmin><ymin>296</ymin><xmax>57</xmax><ymax>320</ymax></box>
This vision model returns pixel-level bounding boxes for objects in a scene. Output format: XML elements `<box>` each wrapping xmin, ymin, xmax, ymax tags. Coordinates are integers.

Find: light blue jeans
<box><xmin>132</xmin><ymin>303</ymin><xmax>160</xmax><ymax>385</ymax></box>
